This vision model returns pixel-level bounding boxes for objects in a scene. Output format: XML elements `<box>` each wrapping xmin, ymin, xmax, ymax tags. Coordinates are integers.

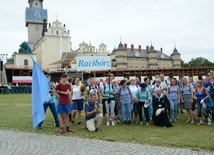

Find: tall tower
<box><xmin>147</xmin><ymin>44</ymin><xmax>158</xmax><ymax>69</ymax></box>
<box><xmin>171</xmin><ymin>47</ymin><xmax>181</xmax><ymax>68</ymax></box>
<box><xmin>25</xmin><ymin>0</ymin><xmax>47</xmax><ymax>49</ymax></box>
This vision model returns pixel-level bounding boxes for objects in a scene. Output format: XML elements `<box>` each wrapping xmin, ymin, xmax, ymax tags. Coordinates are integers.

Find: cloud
<box><xmin>0</xmin><ymin>0</ymin><xmax>213</xmax><ymax>62</ymax></box>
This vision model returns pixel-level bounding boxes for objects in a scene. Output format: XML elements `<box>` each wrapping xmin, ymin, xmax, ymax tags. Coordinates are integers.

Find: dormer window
<box><xmin>24</xmin><ymin>59</ymin><xmax>28</xmax><ymax>66</ymax></box>
<box><xmin>134</xmin><ymin>51</ymin><xmax>140</xmax><ymax>57</ymax></box>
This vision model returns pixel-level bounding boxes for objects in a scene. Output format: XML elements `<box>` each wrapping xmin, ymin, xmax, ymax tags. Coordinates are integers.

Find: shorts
<box><xmin>72</xmin><ymin>99</ymin><xmax>84</xmax><ymax>111</ymax></box>
<box><xmin>57</xmin><ymin>104</ymin><xmax>72</xmax><ymax>114</ymax></box>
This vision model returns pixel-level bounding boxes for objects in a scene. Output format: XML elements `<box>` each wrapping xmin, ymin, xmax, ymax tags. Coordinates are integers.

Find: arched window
<box><xmin>24</xmin><ymin>59</ymin><xmax>28</xmax><ymax>66</ymax></box>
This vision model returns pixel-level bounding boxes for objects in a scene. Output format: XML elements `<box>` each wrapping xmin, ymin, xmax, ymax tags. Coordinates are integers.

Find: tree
<box><xmin>181</xmin><ymin>59</ymin><xmax>189</xmax><ymax>67</ymax></box>
<box><xmin>188</xmin><ymin>57</ymin><xmax>214</xmax><ymax>67</ymax></box>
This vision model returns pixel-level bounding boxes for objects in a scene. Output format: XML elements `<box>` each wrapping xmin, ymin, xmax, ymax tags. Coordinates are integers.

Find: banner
<box><xmin>76</xmin><ymin>56</ymin><xmax>111</xmax><ymax>71</ymax></box>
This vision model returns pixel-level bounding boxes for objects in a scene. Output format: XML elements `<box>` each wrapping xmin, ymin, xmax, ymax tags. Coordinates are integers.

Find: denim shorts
<box><xmin>57</xmin><ymin>104</ymin><xmax>72</xmax><ymax>114</ymax></box>
<box><xmin>72</xmin><ymin>99</ymin><xmax>84</xmax><ymax>111</ymax></box>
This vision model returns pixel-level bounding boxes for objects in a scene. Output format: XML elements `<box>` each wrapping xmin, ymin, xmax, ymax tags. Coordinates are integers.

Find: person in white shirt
<box><xmin>151</xmin><ymin>78</ymin><xmax>163</xmax><ymax>96</ymax></box>
<box><xmin>85</xmin><ymin>78</ymin><xmax>100</xmax><ymax>103</ymax></box>
<box><xmin>160</xmin><ymin>73</ymin><xmax>170</xmax><ymax>95</ymax></box>
<box><xmin>99</xmin><ymin>79</ymin><xmax>104</xmax><ymax>91</ymax></box>
<box><xmin>129</xmin><ymin>79</ymin><xmax>139</xmax><ymax>123</ymax></box>
<box><xmin>71</xmin><ymin>77</ymin><xmax>84</xmax><ymax>125</ymax></box>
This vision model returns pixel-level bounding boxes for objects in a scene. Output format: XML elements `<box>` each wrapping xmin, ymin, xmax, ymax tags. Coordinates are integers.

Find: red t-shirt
<box><xmin>55</xmin><ymin>83</ymin><xmax>71</xmax><ymax>105</ymax></box>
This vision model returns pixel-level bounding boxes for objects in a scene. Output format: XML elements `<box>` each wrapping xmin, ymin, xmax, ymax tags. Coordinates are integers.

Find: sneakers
<box><xmin>107</xmin><ymin>121</ymin><xmax>115</xmax><ymax>126</ymax></box>
<box><xmin>107</xmin><ymin>121</ymin><xmax>110</xmax><ymax>126</ymax></box>
<box><xmin>198</xmin><ymin>120</ymin><xmax>204</xmax><ymax>125</ymax></box>
<box><xmin>112</xmin><ymin>121</ymin><xmax>115</xmax><ymax>126</ymax></box>
<box><xmin>173</xmin><ymin>119</ymin><xmax>177</xmax><ymax>123</ymax></box>
<box><xmin>208</xmin><ymin>118</ymin><xmax>212</xmax><ymax>126</ymax></box>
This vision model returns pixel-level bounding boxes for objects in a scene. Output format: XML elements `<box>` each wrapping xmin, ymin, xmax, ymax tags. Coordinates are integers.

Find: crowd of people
<box><xmin>39</xmin><ymin>71</ymin><xmax>214</xmax><ymax>134</ymax></box>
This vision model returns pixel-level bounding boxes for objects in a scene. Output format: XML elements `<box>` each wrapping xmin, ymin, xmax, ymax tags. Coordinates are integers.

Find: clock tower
<box><xmin>25</xmin><ymin>0</ymin><xmax>47</xmax><ymax>49</ymax></box>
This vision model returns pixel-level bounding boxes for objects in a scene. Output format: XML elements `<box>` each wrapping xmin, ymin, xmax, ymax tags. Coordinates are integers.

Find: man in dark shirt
<box><xmin>85</xmin><ymin>94</ymin><xmax>103</xmax><ymax>132</ymax></box>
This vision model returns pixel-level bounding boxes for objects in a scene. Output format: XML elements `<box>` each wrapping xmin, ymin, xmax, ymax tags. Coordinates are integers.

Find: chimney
<box><xmin>124</xmin><ymin>43</ymin><xmax>127</xmax><ymax>49</ymax></box>
<box><xmin>131</xmin><ymin>44</ymin><xmax>134</xmax><ymax>51</ymax></box>
<box><xmin>160</xmin><ymin>47</ymin><xmax>163</xmax><ymax>52</ymax></box>
<box><xmin>138</xmin><ymin>45</ymin><xmax>141</xmax><ymax>51</ymax></box>
<box><xmin>146</xmin><ymin>46</ymin><xmax>149</xmax><ymax>51</ymax></box>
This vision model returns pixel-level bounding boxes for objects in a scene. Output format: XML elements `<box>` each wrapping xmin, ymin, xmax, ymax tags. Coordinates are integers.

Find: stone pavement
<box><xmin>0</xmin><ymin>130</ymin><xmax>213</xmax><ymax>155</ymax></box>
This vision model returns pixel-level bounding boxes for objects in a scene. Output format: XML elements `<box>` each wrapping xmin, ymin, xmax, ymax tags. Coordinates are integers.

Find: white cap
<box><xmin>155</xmin><ymin>108</ymin><xmax>162</xmax><ymax>116</ymax></box>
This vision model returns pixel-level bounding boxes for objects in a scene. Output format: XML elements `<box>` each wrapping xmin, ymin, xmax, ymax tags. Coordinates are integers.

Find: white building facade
<box><xmin>33</xmin><ymin>19</ymin><xmax>71</xmax><ymax>69</ymax></box>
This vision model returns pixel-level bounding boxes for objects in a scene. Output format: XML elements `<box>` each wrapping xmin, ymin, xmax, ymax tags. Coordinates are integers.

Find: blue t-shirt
<box><xmin>181</xmin><ymin>85</ymin><xmax>194</xmax><ymax>95</ymax></box>
<box><xmin>135</xmin><ymin>88</ymin><xmax>150</xmax><ymax>102</ymax></box>
<box><xmin>168</xmin><ymin>86</ymin><xmax>179</xmax><ymax>100</ymax></box>
<box><xmin>84</xmin><ymin>102</ymin><xmax>99</xmax><ymax>121</ymax></box>
<box><xmin>118</xmin><ymin>87</ymin><xmax>132</xmax><ymax>104</ymax></box>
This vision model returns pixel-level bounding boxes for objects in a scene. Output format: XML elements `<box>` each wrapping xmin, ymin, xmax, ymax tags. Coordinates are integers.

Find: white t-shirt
<box><xmin>129</xmin><ymin>85</ymin><xmax>138</xmax><ymax>98</ymax></box>
<box><xmin>160</xmin><ymin>80</ymin><xmax>169</xmax><ymax>95</ymax></box>
<box><xmin>151</xmin><ymin>84</ymin><xmax>163</xmax><ymax>95</ymax></box>
<box><xmin>72</xmin><ymin>85</ymin><xmax>82</xmax><ymax>100</ymax></box>
<box><xmin>99</xmin><ymin>81</ymin><xmax>104</xmax><ymax>91</ymax></box>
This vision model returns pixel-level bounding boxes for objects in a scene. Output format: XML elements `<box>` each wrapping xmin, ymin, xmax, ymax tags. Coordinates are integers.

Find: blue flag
<box><xmin>32</xmin><ymin>60</ymin><xmax>50</xmax><ymax>128</ymax></box>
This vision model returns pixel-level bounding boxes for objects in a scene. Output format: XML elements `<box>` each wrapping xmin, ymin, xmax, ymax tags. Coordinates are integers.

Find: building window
<box><xmin>56</xmin><ymin>31</ymin><xmax>58</xmax><ymax>35</ymax></box>
<box><xmin>24</xmin><ymin>59</ymin><xmax>28</xmax><ymax>66</ymax></box>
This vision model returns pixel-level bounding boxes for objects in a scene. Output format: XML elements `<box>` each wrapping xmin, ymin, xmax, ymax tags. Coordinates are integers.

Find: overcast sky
<box><xmin>0</xmin><ymin>0</ymin><xmax>214</xmax><ymax>62</ymax></box>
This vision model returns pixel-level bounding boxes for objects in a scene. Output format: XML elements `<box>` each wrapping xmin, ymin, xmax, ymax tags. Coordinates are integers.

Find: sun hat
<box><xmin>144</xmin><ymin>101</ymin><xmax>150</xmax><ymax>108</ymax></box>
<box><xmin>155</xmin><ymin>108</ymin><xmax>162</xmax><ymax>116</ymax></box>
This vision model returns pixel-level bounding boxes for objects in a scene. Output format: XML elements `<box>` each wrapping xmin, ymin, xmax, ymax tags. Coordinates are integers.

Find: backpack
<box><xmin>103</xmin><ymin>84</ymin><xmax>114</xmax><ymax>94</ymax></box>
<box><xmin>118</xmin><ymin>86</ymin><xmax>132</xmax><ymax>99</ymax></box>
<box><xmin>88</xmin><ymin>85</ymin><xmax>98</xmax><ymax>95</ymax></box>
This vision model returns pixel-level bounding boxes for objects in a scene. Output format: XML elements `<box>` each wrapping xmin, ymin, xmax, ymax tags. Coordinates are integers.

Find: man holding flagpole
<box><xmin>55</xmin><ymin>74</ymin><xmax>74</xmax><ymax>135</ymax></box>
